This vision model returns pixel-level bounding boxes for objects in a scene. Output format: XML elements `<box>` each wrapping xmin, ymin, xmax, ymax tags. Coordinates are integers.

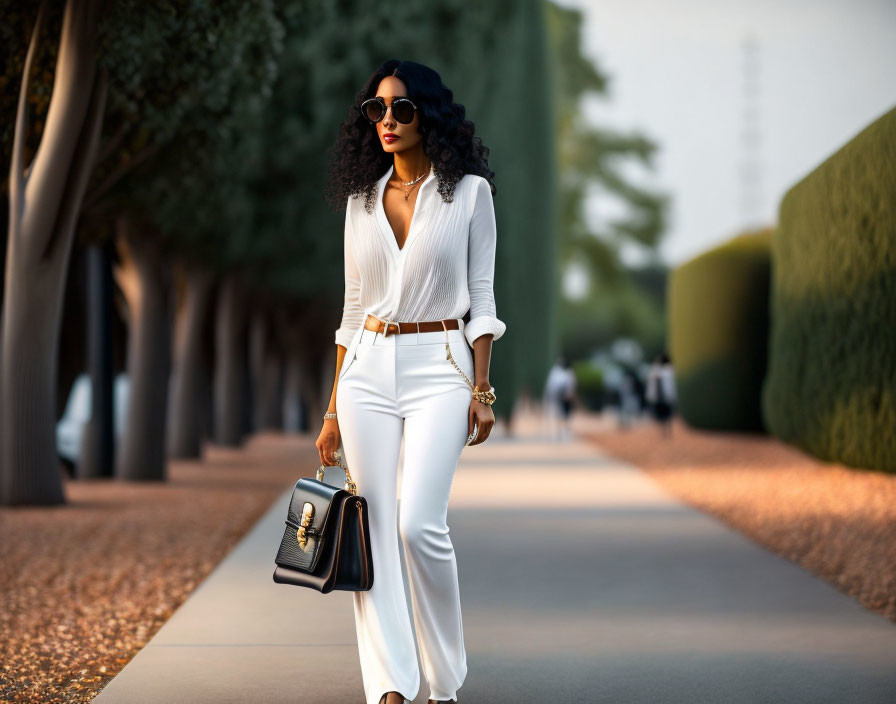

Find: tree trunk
<box><xmin>250</xmin><ymin>305</ymin><xmax>284</xmax><ymax>431</ymax></box>
<box><xmin>1</xmin><ymin>0</ymin><xmax>106</xmax><ymax>505</ymax></box>
<box><xmin>79</xmin><ymin>242</ymin><xmax>115</xmax><ymax>478</ymax></box>
<box><xmin>262</xmin><ymin>345</ymin><xmax>284</xmax><ymax>430</ymax></box>
<box><xmin>213</xmin><ymin>273</ymin><xmax>249</xmax><ymax>446</ymax></box>
<box><xmin>167</xmin><ymin>262</ymin><xmax>214</xmax><ymax>459</ymax></box>
<box><xmin>113</xmin><ymin>217</ymin><xmax>172</xmax><ymax>481</ymax></box>
<box><xmin>241</xmin><ymin>324</ymin><xmax>254</xmax><ymax>438</ymax></box>
<box><xmin>297</xmin><ymin>341</ymin><xmax>324</xmax><ymax>434</ymax></box>
<box><xmin>200</xmin><ymin>299</ymin><xmax>215</xmax><ymax>442</ymax></box>
<box><xmin>282</xmin><ymin>347</ymin><xmax>304</xmax><ymax>433</ymax></box>
<box><xmin>293</xmin><ymin>316</ymin><xmax>331</xmax><ymax>435</ymax></box>
<box><xmin>274</xmin><ymin>305</ymin><xmax>307</xmax><ymax>433</ymax></box>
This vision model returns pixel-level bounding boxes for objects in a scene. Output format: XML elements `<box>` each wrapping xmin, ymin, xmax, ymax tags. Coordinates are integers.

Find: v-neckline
<box><xmin>375</xmin><ymin>163</ymin><xmax>435</xmax><ymax>257</ymax></box>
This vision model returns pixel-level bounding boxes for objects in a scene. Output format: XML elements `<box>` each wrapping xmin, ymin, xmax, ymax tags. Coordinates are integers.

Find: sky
<box><xmin>555</xmin><ymin>0</ymin><xmax>896</xmax><ymax>274</ymax></box>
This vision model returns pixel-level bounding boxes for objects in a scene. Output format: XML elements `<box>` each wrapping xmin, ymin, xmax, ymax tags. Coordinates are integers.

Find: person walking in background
<box><xmin>616</xmin><ymin>367</ymin><xmax>641</xmax><ymax>430</ymax></box>
<box><xmin>646</xmin><ymin>352</ymin><xmax>677</xmax><ymax>437</ymax></box>
<box><xmin>558</xmin><ymin>358</ymin><xmax>577</xmax><ymax>440</ymax></box>
<box><xmin>543</xmin><ymin>355</ymin><xmax>576</xmax><ymax>441</ymax></box>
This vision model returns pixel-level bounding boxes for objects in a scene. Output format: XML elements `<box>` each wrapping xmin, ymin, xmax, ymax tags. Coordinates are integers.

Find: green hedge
<box><xmin>668</xmin><ymin>228</ymin><xmax>772</xmax><ymax>431</ymax></box>
<box><xmin>761</xmin><ymin>106</ymin><xmax>896</xmax><ymax>472</ymax></box>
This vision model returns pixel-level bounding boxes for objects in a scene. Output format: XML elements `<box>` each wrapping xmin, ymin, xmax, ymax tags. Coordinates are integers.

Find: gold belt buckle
<box><xmin>381</xmin><ymin>316</ymin><xmax>398</xmax><ymax>337</ymax></box>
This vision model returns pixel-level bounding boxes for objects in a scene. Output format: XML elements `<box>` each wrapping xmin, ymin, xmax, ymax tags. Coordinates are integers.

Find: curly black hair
<box><xmin>324</xmin><ymin>59</ymin><xmax>496</xmax><ymax>213</ymax></box>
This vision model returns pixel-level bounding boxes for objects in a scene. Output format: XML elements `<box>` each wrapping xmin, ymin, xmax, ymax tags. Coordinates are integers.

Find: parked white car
<box><xmin>56</xmin><ymin>372</ymin><xmax>129</xmax><ymax>473</ymax></box>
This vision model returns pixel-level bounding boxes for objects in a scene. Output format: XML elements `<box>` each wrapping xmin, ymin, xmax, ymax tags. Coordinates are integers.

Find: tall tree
<box><xmin>96</xmin><ymin>0</ymin><xmax>283</xmax><ymax>466</ymax></box>
<box><xmin>546</xmin><ymin>1</ymin><xmax>670</xmax><ymax>353</ymax></box>
<box><xmin>0</xmin><ymin>0</ymin><xmax>283</xmax><ymax>497</ymax></box>
<box><xmin>1</xmin><ymin>0</ymin><xmax>107</xmax><ymax>505</ymax></box>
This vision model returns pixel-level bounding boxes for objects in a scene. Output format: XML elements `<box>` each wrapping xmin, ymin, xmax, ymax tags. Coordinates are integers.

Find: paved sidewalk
<box><xmin>94</xmin><ymin>410</ymin><xmax>896</xmax><ymax>703</ymax></box>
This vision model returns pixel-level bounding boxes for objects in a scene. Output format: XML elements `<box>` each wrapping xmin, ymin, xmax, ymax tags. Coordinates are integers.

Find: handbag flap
<box><xmin>275</xmin><ymin>478</ymin><xmax>347</xmax><ymax>573</ymax></box>
<box><xmin>287</xmin><ymin>478</ymin><xmax>340</xmax><ymax>529</ymax></box>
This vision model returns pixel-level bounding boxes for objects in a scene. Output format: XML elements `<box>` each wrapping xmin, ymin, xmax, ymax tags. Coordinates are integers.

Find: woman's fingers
<box><xmin>476</xmin><ymin>418</ymin><xmax>491</xmax><ymax>444</ymax></box>
<box><xmin>469</xmin><ymin>407</ymin><xmax>493</xmax><ymax>445</ymax></box>
<box><xmin>467</xmin><ymin>401</ymin><xmax>497</xmax><ymax>446</ymax></box>
<box><xmin>317</xmin><ymin>426</ymin><xmax>340</xmax><ymax>466</ymax></box>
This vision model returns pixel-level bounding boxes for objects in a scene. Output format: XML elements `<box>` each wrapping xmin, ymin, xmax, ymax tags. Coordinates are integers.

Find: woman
<box><xmin>317</xmin><ymin>60</ymin><xmax>506</xmax><ymax>704</ymax></box>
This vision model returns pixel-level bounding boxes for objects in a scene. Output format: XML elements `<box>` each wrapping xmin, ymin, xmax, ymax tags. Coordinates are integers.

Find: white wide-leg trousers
<box><xmin>335</xmin><ymin>323</ymin><xmax>472</xmax><ymax>704</ymax></box>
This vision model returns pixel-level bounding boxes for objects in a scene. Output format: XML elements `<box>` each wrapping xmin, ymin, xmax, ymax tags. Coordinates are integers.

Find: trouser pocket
<box><xmin>338</xmin><ymin>326</ymin><xmax>365</xmax><ymax>380</ymax></box>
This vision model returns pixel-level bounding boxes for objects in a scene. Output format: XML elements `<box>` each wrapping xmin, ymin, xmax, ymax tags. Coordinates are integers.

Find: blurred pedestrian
<box><xmin>646</xmin><ymin>352</ymin><xmax>677</xmax><ymax>437</ymax></box>
<box><xmin>544</xmin><ymin>355</ymin><xmax>576</xmax><ymax>441</ymax></box>
<box><xmin>616</xmin><ymin>367</ymin><xmax>641</xmax><ymax>430</ymax></box>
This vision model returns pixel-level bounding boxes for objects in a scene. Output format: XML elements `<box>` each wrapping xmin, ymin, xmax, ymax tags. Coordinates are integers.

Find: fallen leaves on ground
<box><xmin>0</xmin><ymin>432</ymin><xmax>312</xmax><ymax>703</ymax></box>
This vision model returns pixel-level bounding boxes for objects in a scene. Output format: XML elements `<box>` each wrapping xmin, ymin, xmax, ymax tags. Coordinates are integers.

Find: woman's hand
<box><xmin>466</xmin><ymin>336</ymin><xmax>495</xmax><ymax>446</ymax></box>
<box><xmin>316</xmin><ymin>418</ymin><xmax>341</xmax><ymax>466</ymax></box>
<box><xmin>468</xmin><ymin>398</ymin><xmax>495</xmax><ymax>445</ymax></box>
<box><xmin>319</xmin><ymin>343</ymin><xmax>349</xmax><ymax>467</ymax></box>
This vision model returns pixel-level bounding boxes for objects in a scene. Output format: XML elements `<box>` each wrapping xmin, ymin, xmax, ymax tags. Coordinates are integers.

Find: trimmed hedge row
<box><xmin>668</xmin><ymin>228</ymin><xmax>772</xmax><ymax>431</ymax></box>
<box><xmin>761</xmin><ymin>106</ymin><xmax>896</xmax><ymax>472</ymax></box>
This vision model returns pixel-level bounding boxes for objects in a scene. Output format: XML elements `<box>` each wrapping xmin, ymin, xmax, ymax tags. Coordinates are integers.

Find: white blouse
<box><xmin>334</xmin><ymin>163</ymin><xmax>507</xmax><ymax>350</ymax></box>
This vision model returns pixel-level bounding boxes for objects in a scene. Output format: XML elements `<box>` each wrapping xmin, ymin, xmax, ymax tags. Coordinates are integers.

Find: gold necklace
<box><xmin>394</xmin><ymin>165</ymin><xmax>429</xmax><ymax>200</ymax></box>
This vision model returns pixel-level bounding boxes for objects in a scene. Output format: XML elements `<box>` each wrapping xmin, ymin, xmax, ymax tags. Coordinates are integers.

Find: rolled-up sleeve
<box><xmin>334</xmin><ymin>198</ymin><xmax>365</xmax><ymax>348</ymax></box>
<box><xmin>464</xmin><ymin>177</ymin><xmax>506</xmax><ymax>347</ymax></box>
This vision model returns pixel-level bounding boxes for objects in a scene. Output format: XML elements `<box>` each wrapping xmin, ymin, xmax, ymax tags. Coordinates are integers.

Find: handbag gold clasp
<box><xmin>296</xmin><ymin>501</ymin><xmax>315</xmax><ymax>551</ymax></box>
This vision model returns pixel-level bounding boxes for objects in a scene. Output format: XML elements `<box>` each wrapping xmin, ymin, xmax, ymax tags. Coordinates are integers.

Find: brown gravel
<box><xmin>583</xmin><ymin>414</ymin><xmax>896</xmax><ymax>623</ymax></box>
<box><xmin>0</xmin><ymin>432</ymin><xmax>311</xmax><ymax>703</ymax></box>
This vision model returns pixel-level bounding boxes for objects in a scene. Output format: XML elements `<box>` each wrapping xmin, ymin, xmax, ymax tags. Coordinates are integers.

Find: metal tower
<box><xmin>738</xmin><ymin>33</ymin><xmax>763</xmax><ymax>229</ymax></box>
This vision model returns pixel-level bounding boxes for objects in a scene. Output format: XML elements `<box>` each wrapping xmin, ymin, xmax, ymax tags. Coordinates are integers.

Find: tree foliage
<box><xmin>546</xmin><ymin>1</ymin><xmax>670</xmax><ymax>357</ymax></box>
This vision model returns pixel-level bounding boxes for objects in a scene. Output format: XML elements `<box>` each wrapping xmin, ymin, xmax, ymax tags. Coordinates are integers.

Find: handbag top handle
<box><xmin>317</xmin><ymin>450</ymin><xmax>358</xmax><ymax>496</ymax></box>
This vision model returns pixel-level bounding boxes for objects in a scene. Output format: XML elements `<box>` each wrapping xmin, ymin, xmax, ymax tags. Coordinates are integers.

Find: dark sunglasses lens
<box><xmin>363</xmin><ymin>100</ymin><xmax>384</xmax><ymax>122</ymax></box>
<box><xmin>392</xmin><ymin>100</ymin><xmax>415</xmax><ymax>124</ymax></box>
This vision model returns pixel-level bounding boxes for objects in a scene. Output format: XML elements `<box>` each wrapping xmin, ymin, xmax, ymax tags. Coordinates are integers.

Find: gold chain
<box><xmin>441</xmin><ymin>321</ymin><xmax>496</xmax><ymax>405</ymax></box>
<box><xmin>402</xmin><ymin>177</ymin><xmax>424</xmax><ymax>201</ymax></box>
<box><xmin>375</xmin><ymin>316</ymin><xmax>494</xmax><ymax>404</ymax></box>
<box><xmin>445</xmin><ymin>336</ymin><xmax>476</xmax><ymax>391</ymax></box>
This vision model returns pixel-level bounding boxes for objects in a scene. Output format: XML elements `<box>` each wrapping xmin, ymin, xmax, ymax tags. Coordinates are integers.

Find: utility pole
<box><xmin>738</xmin><ymin>33</ymin><xmax>763</xmax><ymax>229</ymax></box>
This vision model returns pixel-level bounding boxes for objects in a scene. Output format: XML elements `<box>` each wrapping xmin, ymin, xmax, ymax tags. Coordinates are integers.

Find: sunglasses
<box><xmin>359</xmin><ymin>96</ymin><xmax>418</xmax><ymax>125</ymax></box>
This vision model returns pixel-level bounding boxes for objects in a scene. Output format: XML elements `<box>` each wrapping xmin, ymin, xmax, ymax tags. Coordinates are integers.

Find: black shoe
<box><xmin>380</xmin><ymin>692</ymin><xmax>409</xmax><ymax>704</ymax></box>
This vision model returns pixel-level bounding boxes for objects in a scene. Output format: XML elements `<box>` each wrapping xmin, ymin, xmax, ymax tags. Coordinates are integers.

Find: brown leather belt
<box><xmin>364</xmin><ymin>313</ymin><xmax>459</xmax><ymax>337</ymax></box>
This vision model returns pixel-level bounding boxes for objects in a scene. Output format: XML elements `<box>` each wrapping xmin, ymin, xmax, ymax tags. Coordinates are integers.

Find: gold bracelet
<box><xmin>440</xmin><ymin>320</ymin><xmax>497</xmax><ymax>405</ymax></box>
<box><xmin>472</xmin><ymin>385</ymin><xmax>497</xmax><ymax>405</ymax></box>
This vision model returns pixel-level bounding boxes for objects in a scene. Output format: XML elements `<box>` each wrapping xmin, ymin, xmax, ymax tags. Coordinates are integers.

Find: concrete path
<box><xmin>94</xmin><ymin>410</ymin><xmax>896</xmax><ymax>703</ymax></box>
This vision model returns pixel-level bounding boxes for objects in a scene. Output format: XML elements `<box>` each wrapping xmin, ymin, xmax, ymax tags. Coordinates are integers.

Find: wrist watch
<box><xmin>472</xmin><ymin>383</ymin><xmax>497</xmax><ymax>406</ymax></box>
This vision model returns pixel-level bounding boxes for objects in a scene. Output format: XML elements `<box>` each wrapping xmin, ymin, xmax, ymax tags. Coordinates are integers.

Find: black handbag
<box><xmin>272</xmin><ymin>450</ymin><xmax>373</xmax><ymax>593</ymax></box>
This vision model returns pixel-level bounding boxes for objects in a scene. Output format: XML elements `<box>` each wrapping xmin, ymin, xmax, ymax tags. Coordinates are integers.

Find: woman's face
<box><xmin>373</xmin><ymin>76</ymin><xmax>422</xmax><ymax>154</ymax></box>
